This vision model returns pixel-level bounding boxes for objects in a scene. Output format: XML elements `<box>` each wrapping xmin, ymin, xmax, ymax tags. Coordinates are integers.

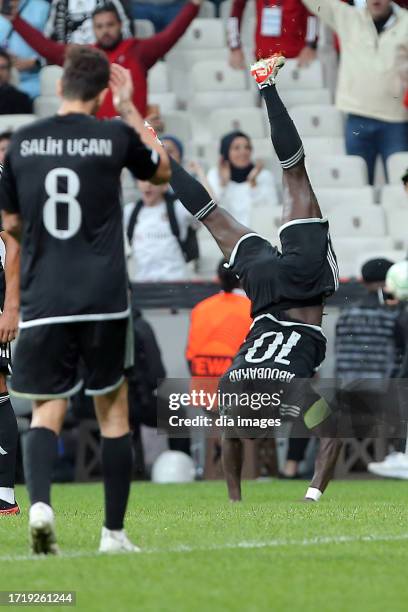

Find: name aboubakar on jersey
<box><xmin>20</xmin><ymin>138</ymin><xmax>113</xmax><ymax>158</ymax></box>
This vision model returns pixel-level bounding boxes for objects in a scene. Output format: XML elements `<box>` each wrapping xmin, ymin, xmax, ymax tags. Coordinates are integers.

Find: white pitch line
<box><xmin>2</xmin><ymin>533</ymin><xmax>408</xmax><ymax>562</ymax></box>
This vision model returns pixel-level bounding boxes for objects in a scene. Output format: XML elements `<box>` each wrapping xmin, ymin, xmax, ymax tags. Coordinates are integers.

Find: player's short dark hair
<box><xmin>92</xmin><ymin>2</ymin><xmax>121</xmax><ymax>21</ymax></box>
<box><xmin>61</xmin><ymin>47</ymin><xmax>110</xmax><ymax>102</ymax></box>
<box><xmin>0</xmin><ymin>48</ymin><xmax>11</xmax><ymax>69</ymax></box>
<box><xmin>0</xmin><ymin>130</ymin><xmax>12</xmax><ymax>143</ymax></box>
<box><xmin>217</xmin><ymin>258</ymin><xmax>240</xmax><ymax>293</ymax></box>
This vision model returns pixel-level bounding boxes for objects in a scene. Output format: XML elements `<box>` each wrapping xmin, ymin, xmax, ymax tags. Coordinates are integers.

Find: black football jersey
<box><xmin>0</xmin><ymin>114</ymin><xmax>159</xmax><ymax>326</ymax></box>
<box><xmin>227</xmin><ymin>219</ymin><xmax>339</xmax><ymax>318</ymax></box>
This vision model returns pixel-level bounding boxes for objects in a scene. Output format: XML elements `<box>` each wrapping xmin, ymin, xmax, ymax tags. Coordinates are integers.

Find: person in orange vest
<box><xmin>186</xmin><ymin>259</ymin><xmax>252</xmax><ymax>380</ymax></box>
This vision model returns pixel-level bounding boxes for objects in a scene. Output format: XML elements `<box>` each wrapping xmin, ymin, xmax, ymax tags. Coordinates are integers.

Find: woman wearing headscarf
<box><xmin>207</xmin><ymin>131</ymin><xmax>278</xmax><ymax>226</ymax></box>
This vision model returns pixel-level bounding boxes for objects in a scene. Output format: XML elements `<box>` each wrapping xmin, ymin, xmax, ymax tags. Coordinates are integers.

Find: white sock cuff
<box><xmin>305</xmin><ymin>487</ymin><xmax>322</xmax><ymax>501</ymax></box>
<box><xmin>0</xmin><ymin>487</ymin><xmax>15</xmax><ymax>504</ymax></box>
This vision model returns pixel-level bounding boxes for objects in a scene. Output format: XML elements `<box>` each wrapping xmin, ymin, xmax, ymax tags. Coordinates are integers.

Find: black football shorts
<box><xmin>9</xmin><ymin>317</ymin><xmax>133</xmax><ymax>400</ymax></box>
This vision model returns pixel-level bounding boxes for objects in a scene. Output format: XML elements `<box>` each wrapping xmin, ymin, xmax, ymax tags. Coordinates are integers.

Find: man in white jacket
<box><xmin>303</xmin><ymin>0</ymin><xmax>408</xmax><ymax>184</ymax></box>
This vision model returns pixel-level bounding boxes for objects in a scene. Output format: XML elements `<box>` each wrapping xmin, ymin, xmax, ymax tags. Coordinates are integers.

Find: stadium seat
<box><xmin>386</xmin><ymin>209</ymin><xmax>408</xmax><ymax>249</ymax></box>
<box><xmin>386</xmin><ymin>152</ymin><xmax>408</xmax><ymax>185</ymax></box>
<box><xmin>34</xmin><ymin>96</ymin><xmax>60</xmax><ymax>118</ymax></box>
<box><xmin>279</xmin><ymin>88</ymin><xmax>331</xmax><ymax>108</ymax></box>
<box><xmin>176</xmin><ymin>19</ymin><xmax>225</xmax><ymax>50</ymax></box>
<box><xmin>302</xmin><ymin>137</ymin><xmax>345</xmax><ymax>157</ymax></box>
<box><xmin>329</xmin><ymin>204</ymin><xmax>386</xmax><ymax>238</ymax></box>
<box><xmin>241</xmin><ymin>16</ymin><xmax>256</xmax><ymax>49</ymax></box>
<box><xmin>380</xmin><ymin>184</ymin><xmax>407</xmax><ymax>209</ymax></box>
<box><xmin>314</xmin><ymin>186</ymin><xmax>374</xmax><ymax>213</ymax></box>
<box><xmin>250</xmin><ymin>204</ymin><xmax>281</xmax><ymax>241</ymax></box>
<box><xmin>148</xmin><ymin>62</ymin><xmax>170</xmax><ymax>94</ymax></box>
<box><xmin>290</xmin><ymin>105</ymin><xmax>344</xmax><ymax>138</ymax></box>
<box><xmin>209</xmin><ymin>107</ymin><xmax>266</xmax><ymax>141</ymax></box>
<box><xmin>333</xmin><ymin>236</ymin><xmax>394</xmax><ymax>277</ymax></box>
<box><xmin>188</xmin><ymin>60</ymin><xmax>252</xmax><ymax>113</ymax></box>
<box><xmin>162</xmin><ymin>111</ymin><xmax>192</xmax><ymax>143</ymax></box>
<box><xmin>40</xmin><ymin>65</ymin><xmax>63</xmax><ymax>97</ymax></box>
<box><xmin>134</xmin><ymin>19</ymin><xmax>155</xmax><ymax>39</ymax></box>
<box><xmin>277</xmin><ymin>59</ymin><xmax>324</xmax><ymax>90</ymax></box>
<box><xmin>149</xmin><ymin>92</ymin><xmax>177</xmax><ymax>112</ymax></box>
<box><xmin>0</xmin><ymin>114</ymin><xmax>36</xmax><ymax>131</ymax></box>
<box><xmin>306</xmin><ymin>155</ymin><xmax>368</xmax><ymax>188</ymax></box>
<box><xmin>199</xmin><ymin>1</ymin><xmax>216</xmax><ymax>18</ymax></box>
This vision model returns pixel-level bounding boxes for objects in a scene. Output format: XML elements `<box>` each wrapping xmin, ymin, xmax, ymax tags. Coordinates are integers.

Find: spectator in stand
<box><xmin>186</xmin><ymin>259</ymin><xmax>252</xmax><ymax>379</ymax></box>
<box><xmin>303</xmin><ymin>0</ymin><xmax>408</xmax><ymax>185</ymax></box>
<box><xmin>132</xmin><ymin>0</ymin><xmax>188</xmax><ymax>33</ymax></box>
<box><xmin>228</xmin><ymin>0</ymin><xmax>319</xmax><ymax>70</ymax></box>
<box><xmin>403</xmin><ymin>168</ymin><xmax>408</xmax><ymax>195</ymax></box>
<box><xmin>44</xmin><ymin>0</ymin><xmax>133</xmax><ymax>44</ymax></box>
<box><xmin>162</xmin><ymin>134</ymin><xmax>184</xmax><ymax>165</ymax></box>
<box><xmin>0</xmin><ymin>48</ymin><xmax>32</xmax><ymax>114</ymax></box>
<box><xmin>0</xmin><ymin>131</ymin><xmax>12</xmax><ymax>164</ymax></box>
<box><xmin>124</xmin><ymin>181</ymin><xmax>195</xmax><ymax>281</ymax></box>
<box><xmin>206</xmin><ymin>131</ymin><xmax>278</xmax><ymax>226</ymax></box>
<box><xmin>3</xmin><ymin>0</ymin><xmax>202</xmax><ymax>118</ymax></box>
<box><xmin>0</xmin><ymin>0</ymin><xmax>49</xmax><ymax>99</ymax></box>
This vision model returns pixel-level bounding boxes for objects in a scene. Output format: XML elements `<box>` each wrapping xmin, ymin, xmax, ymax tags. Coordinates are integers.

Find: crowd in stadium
<box><xmin>1</xmin><ymin>0</ymin><xmax>408</xmax><ymax>494</ymax></box>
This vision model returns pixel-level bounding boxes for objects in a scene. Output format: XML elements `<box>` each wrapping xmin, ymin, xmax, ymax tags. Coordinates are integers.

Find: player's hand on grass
<box><xmin>0</xmin><ymin>307</ymin><xmax>19</xmax><ymax>343</ymax></box>
<box><xmin>229</xmin><ymin>48</ymin><xmax>245</xmax><ymax>70</ymax></box>
<box><xmin>110</xmin><ymin>63</ymin><xmax>134</xmax><ymax>110</ymax></box>
<box><xmin>247</xmin><ymin>160</ymin><xmax>264</xmax><ymax>188</ymax></box>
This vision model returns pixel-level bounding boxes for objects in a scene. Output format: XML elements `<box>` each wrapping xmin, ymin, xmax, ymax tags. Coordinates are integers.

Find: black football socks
<box><xmin>23</xmin><ymin>427</ymin><xmax>58</xmax><ymax>506</ymax></box>
<box><xmin>101</xmin><ymin>434</ymin><xmax>133</xmax><ymax>530</ymax></box>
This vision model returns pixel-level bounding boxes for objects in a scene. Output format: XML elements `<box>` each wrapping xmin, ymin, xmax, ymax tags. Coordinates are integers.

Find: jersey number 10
<box><xmin>245</xmin><ymin>330</ymin><xmax>301</xmax><ymax>365</ymax></box>
<box><xmin>43</xmin><ymin>168</ymin><xmax>82</xmax><ymax>240</ymax></box>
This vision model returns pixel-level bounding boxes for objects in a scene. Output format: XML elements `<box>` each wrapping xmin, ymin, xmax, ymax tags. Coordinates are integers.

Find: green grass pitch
<box><xmin>1</xmin><ymin>480</ymin><xmax>408</xmax><ymax>611</ymax></box>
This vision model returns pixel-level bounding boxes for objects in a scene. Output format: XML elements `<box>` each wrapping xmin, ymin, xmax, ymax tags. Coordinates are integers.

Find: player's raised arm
<box><xmin>169</xmin><ymin>157</ymin><xmax>253</xmax><ymax>261</ymax></box>
<box><xmin>110</xmin><ymin>64</ymin><xmax>170</xmax><ymax>185</ymax></box>
<box><xmin>0</xmin><ymin>231</ymin><xmax>19</xmax><ymax>343</ymax></box>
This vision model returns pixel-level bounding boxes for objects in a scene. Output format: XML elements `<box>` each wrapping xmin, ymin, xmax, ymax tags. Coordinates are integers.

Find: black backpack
<box><xmin>126</xmin><ymin>192</ymin><xmax>199</xmax><ymax>263</ymax></box>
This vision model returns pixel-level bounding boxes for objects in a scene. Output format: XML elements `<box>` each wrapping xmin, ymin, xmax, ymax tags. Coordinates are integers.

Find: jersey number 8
<box><xmin>245</xmin><ymin>330</ymin><xmax>301</xmax><ymax>365</ymax></box>
<box><xmin>43</xmin><ymin>168</ymin><xmax>82</xmax><ymax>240</ymax></box>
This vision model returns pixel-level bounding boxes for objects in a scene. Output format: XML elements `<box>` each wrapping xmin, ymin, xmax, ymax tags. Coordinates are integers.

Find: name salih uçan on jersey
<box><xmin>20</xmin><ymin>138</ymin><xmax>113</xmax><ymax>158</ymax></box>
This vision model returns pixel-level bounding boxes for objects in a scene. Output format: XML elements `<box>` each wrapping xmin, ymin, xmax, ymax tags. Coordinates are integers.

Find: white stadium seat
<box><xmin>330</xmin><ymin>205</ymin><xmax>386</xmax><ymax>238</ymax></box>
<box><xmin>162</xmin><ymin>111</ymin><xmax>192</xmax><ymax>143</ymax></box>
<box><xmin>40</xmin><ymin>65</ymin><xmax>63</xmax><ymax>97</ymax></box>
<box><xmin>333</xmin><ymin>237</ymin><xmax>394</xmax><ymax>277</ymax></box>
<box><xmin>149</xmin><ymin>92</ymin><xmax>177</xmax><ymax>112</ymax></box>
<box><xmin>386</xmin><ymin>152</ymin><xmax>408</xmax><ymax>185</ymax></box>
<box><xmin>307</xmin><ymin>155</ymin><xmax>368</xmax><ymax>188</ymax></box>
<box><xmin>302</xmin><ymin>137</ymin><xmax>344</xmax><ymax>157</ymax></box>
<box><xmin>221</xmin><ymin>0</ymin><xmax>255</xmax><ymax>21</ymax></box>
<box><xmin>290</xmin><ymin>105</ymin><xmax>344</xmax><ymax>138</ymax></box>
<box><xmin>279</xmin><ymin>88</ymin><xmax>331</xmax><ymax>108</ymax></box>
<box><xmin>250</xmin><ymin>205</ymin><xmax>281</xmax><ymax>241</ymax></box>
<box><xmin>199</xmin><ymin>1</ymin><xmax>216</xmax><ymax>18</ymax></box>
<box><xmin>34</xmin><ymin>96</ymin><xmax>60</xmax><ymax>118</ymax></box>
<box><xmin>0</xmin><ymin>114</ymin><xmax>36</xmax><ymax>131</ymax></box>
<box><xmin>190</xmin><ymin>59</ymin><xmax>248</xmax><ymax>94</ymax></box>
<box><xmin>314</xmin><ymin>186</ymin><xmax>374</xmax><ymax>213</ymax></box>
<box><xmin>386</xmin><ymin>209</ymin><xmax>408</xmax><ymax>249</ymax></box>
<box><xmin>134</xmin><ymin>19</ymin><xmax>155</xmax><ymax>39</ymax></box>
<box><xmin>277</xmin><ymin>59</ymin><xmax>324</xmax><ymax>90</ymax></box>
<box><xmin>380</xmin><ymin>184</ymin><xmax>407</xmax><ymax>209</ymax></box>
<box><xmin>209</xmin><ymin>107</ymin><xmax>266</xmax><ymax>141</ymax></box>
<box><xmin>241</xmin><ymin>16</ymin><xmax>256</xmax><ymax>49</ymax></box>
<box><xmin>176</xmin><ymin>19</ymin><xmax>225</xmax><ymax>50</ymax></box>
<box><xmin>148</xmin><ymin>62</ymin><xmax>170</xmax><ymax>94</ymax></box>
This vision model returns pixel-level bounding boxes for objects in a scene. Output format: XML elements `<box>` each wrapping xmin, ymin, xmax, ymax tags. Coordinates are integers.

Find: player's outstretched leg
<box><xmin>0</xmin><ymin>392</ymin><xmax>19</xmax><ymax>515</ymax></box>
<box><xmin>94</xmin><ymin>382</ymin><xmax>139</xmax><ymax>553</ymax></box>
<box><xmin>24</xmin><ymin>400</ymin><xmax>65</xmax><ymax>555</ymax></box>
<box><xmin>251</xmin><ymin>55</ymin><xmax>322</xmax><ymax>222</ymax></box>
<box><xmin>221</xmin><ymin>437</ymin><xmax>243</xmax><ymax>502</ymax></box>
